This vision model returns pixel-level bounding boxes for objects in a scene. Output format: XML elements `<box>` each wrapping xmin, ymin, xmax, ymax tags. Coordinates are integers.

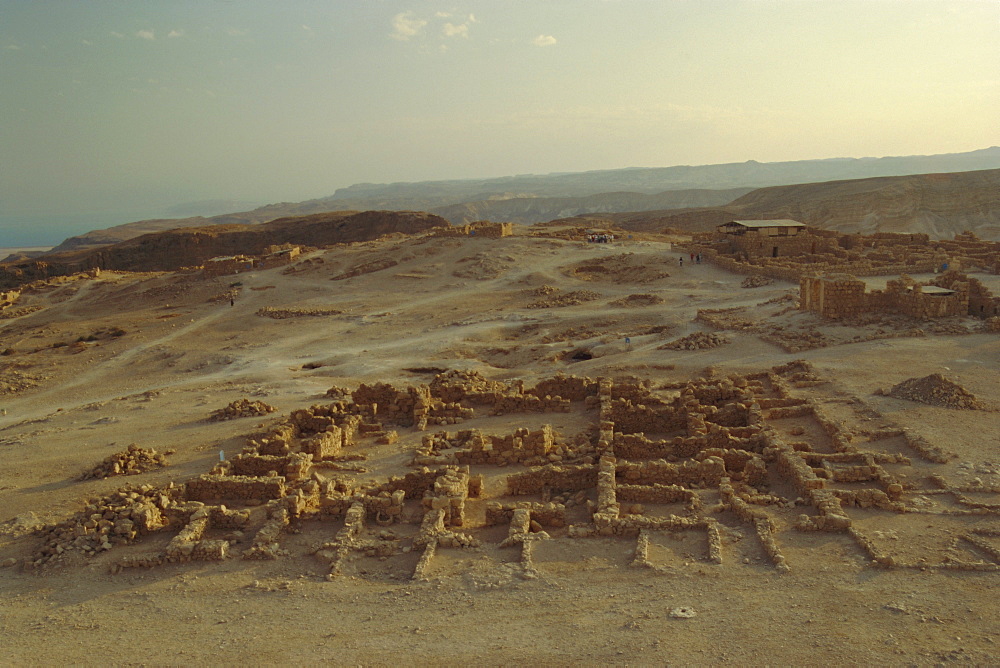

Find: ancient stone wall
<box><xmin>801</xmin><ymin>272</ymin><xmax>971</xmax><ymax>319</ymax></box>
<box><xmin>727</xmin><ymin>229</ymin><xmax>824</xmax><ymax>258</ymax></box>
<box><xmin>185</xmin><ymin>474</ymin><xmax>287</xmax><ymax>502</ymax></box>
<box><xmin>799</xmin><ymin>274</ymin><xmax>866</xmax><ymax>318</ymax></box>
<box><xmin>202</xmin><ymin>255</ymin><xmax>255</xmax><ymax>278</ymax></box>
<box><xmin>932</xmin><ymin>270</ymin><xmax>1000</xmax><ymax>317</ymax></box>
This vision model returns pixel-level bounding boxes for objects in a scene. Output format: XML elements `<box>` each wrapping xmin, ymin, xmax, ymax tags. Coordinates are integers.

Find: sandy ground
<box><xmin>0</xmin><ymin>229</ymin><xmax>997</xmax><ymax>665</ymax></box>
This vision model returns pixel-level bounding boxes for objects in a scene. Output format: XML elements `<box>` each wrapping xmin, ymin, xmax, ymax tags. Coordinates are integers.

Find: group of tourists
<box><xmin>679</xmin><ymin>253</ymin><xmax>703</xmax><ymax>267</ymax></box>
<box><xmin>587</xmin><ymin>233</ymin><xmax>615</xmax><ymax>243</ymax></box>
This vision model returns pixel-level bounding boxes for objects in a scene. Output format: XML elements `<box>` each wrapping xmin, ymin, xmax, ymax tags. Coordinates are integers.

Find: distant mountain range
<box><xmin>602</xmin><ymin>168</ymin><xmax>1000</xmax><ymax>241</ymax></box>
<box><xmin>35</xmin><ymin>146</ymin><xmax>1000</xmax><ymax>253</ymax></box>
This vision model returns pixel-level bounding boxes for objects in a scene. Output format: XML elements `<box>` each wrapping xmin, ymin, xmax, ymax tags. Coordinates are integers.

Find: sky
<box><xmin>1</xmin><ymin>0</ymin><xmax>998</xmax><ymax>245</ymax></box>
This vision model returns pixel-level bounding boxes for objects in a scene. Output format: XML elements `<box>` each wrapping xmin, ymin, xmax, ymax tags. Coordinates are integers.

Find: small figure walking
<box><xmin>230</xmin><ymin>298</ymin><xmax>234</xmax><ymax>307</ymax></box>
<box><xmin>679</xmin><ymin>256</ymin><xmax>684</xmax><ymax>267</ymax></box>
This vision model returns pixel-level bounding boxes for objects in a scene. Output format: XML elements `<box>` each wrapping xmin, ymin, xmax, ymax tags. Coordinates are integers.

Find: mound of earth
<box><xmin>256</xmin><ymin>306</ymin><xmax>343</xmax><ymax>319</ymax></box>
<box><xmin>879</xmin><ymin>374</ymin><xmax>985</xmax><ymax>410</ymax></box>
<box><xmin>527</xmin><ymin>290</ymin><xmax>601</xmax><ymax>309</ymax></box>
<box><xmin>610</xmin><ymin>293</ymin><xmax>664</xmax><ymax>307</ymax></box>
<box><xmin>569</xmin><ymin>253</ymin><xmax>671</xmax><ymax>283</ymax></box>
<box><xmin>453</xmin><ymin>253</ymin><xmax>515</xmax><ymax>280</ymax></box>
<box><xmin>658</xmin><ymin>331</ymin><xmax>730</xmax><ymax>351</ymax></box>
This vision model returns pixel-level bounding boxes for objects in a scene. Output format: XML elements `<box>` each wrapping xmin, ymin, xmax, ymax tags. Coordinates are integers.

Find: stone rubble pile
<box><xmin>210</xmin><ymin>398</ymin><xmax>278</xmax><ymax>421</ymax></box>
<box><xmin>81</xmin><ymin>444</ymin><xmax>170</xmax><ymax>480</ymax></box>
<box><xmin>741</xmin><ymin>275</ymin><xmax>774</xmax><ymax>288</ymax></box>
<box><xmin>658</xmin><ymin>332</ymin><xmax>730</xmax><ymax>350</ymax></box>
<box><xmin>30</xmin><ymin>484</ymin><xmax>177</xmax><ymax>568</ymax></box>
<box><xmin>610</xmin><ymin>293</ymin><xmax>665</xmax><ymax>307</ymax></box>
<box><xmin>256</xmin><ymin>306</ymin><xmax>343</xmax><ymax>319</ymax></box>
<box><xmin>879</xmin><ymin>373</ymin><xmax>985</xmax><ymax>410</ymax></box>
<box><xmin>526</xmin><ymin>290</ymin><xmax>601</xmax><ymax>309</ymax></box>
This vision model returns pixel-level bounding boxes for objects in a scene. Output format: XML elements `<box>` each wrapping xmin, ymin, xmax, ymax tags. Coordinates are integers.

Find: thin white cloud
<box><xmin>391</xmin><ymin>12</ymin><xmax>427</xmax><ymax>40</ymax></box>
<box><xmin>443</xmin><ymin>22</ymin><xmax>469</xmax><ymax>38</ymax></box>
<box><xmin>110</xmin><ymin>31</ymin><xmax>124</xmax><ymax>39</ymax></box>
<box><xmin>533</xmin><ymin>34</ymin><xmax>557</xmax><ymax>47</ymax></box>
<box><xmin>167</xmin><ymin>29</ymin><xmax>184</xmax><ymax>38</ymax></box>
<box><xmin>435</xmin><ymin>11</ymin><xmax>451</xmax><ymax>19</ymax></box>
<box><xmin>81</xmin><ymin>39</ymin><xmax>93</xmax><ymax>46</ymax></box>
<box><xmin>226</xmin><ymin>27</ymin><xmax>247</xmax><ymax>37</ymax></box>
<box><xmin>136</xmin><ymin>29</ymin><xmax>155</xmax><ymax>40</ymax></box>
<box><xmin>4</xmin><ymin>44</ymin><xmax>21</xmax><ymax>50</ymax></box>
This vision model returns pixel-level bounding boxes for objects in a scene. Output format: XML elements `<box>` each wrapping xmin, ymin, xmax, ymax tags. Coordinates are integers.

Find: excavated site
<box><xmin>0</xmin><ymin>223</ymin><xmax>998</xmax><ymax>664</ymax></box>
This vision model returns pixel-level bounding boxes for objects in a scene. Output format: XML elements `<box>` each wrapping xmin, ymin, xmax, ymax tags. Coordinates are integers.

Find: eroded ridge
<box><xmin>23</xmin><ymin>364</ymin><xmax>1000</xmax><ymax>579</ymax></box>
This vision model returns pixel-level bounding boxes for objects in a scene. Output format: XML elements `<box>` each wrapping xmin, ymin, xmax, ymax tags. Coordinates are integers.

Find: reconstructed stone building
<box><xmin>717</xmin><ymin>220</ymin><xmax>811</xmax><ymax>258</ymax></box>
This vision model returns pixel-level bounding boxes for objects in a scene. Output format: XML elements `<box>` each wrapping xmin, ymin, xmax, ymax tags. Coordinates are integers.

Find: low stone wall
<box><xmin>185</xmin><ymin>474</ymin><xmax>286</xmax><ymax>502</ymax></box>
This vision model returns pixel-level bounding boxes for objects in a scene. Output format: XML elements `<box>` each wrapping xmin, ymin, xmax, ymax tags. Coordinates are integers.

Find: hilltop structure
<box><xmin>716</xmin><ymin>220</ymin><xmax>810</xmax><ymax>258</ymax></box>
<box><xmin>694</xmin><ymin>223</ymin><xmax>1000</xmax><ymax>284</ymax></box>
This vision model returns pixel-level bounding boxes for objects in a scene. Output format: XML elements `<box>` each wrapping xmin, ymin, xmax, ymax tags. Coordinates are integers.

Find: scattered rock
<box><xmin>741</xmin><ymin>275</ymin><xmax>774</xmax><ymax>288</ymax></box>
<box><xmin>658</xmin><ymin>332</ymin><xmax>729</xmax><ymax>351</ymax></box>
<box><xmin>81</xmin><ymin>444</ymin><xmax>169</xmax><ymax>480</ymax></box>
<box><xmin>527</xmin><ymin>290</ymin><xmax>601</xmax><ymax>309</ymax></box>
<box><xmin>879</xmin><ymin>374</ymin><xmax>985</xmax><ymax>410</ymax></box>
<box><xmin>256</xmin><ymin>306</ymin><xmax>342</xmax><ymax>319</ymax></box>
<box><xmin>610</xmin><ymin>293</ymin><xmax>665</xmax><ymax>307</ymax></box>
<box><xmin>210</xmin><ymin>398</ymin><xmax>277</xmax><ymax>421</ymax></box>
<box><xmin>30</xmin><ymin>484</ymin><xmax>175</xmax><ymax>568</ymax></box>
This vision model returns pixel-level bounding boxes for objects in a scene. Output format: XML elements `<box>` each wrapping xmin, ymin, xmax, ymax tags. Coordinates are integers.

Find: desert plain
<box><xmin>0</xmin><ymin>224</ymin><xmax>998</xmax><ymax>665</ymax></box>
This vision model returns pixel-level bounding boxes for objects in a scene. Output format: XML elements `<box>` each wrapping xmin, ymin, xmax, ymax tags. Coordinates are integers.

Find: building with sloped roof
<box><xmin>717</xmin><ymin>219</ymin><xmax>815</xmax><ymax>258</ymax></box>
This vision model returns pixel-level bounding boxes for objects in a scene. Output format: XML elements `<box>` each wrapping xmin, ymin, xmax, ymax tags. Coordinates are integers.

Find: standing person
<box><xmin>679</xmin><ymin>256</ymin><xmax>684</xmax><ymax>267</ymax></box>
<box><xmin>690</xmin><ymin>253</ymin><xmax>694</xmax><ymax>262</ymax></box>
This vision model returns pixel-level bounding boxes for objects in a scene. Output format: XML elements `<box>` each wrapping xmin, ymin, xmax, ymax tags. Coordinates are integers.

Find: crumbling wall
<box><xmin>799</xmin><ymin>274</ymin><xmax>866</xmax><ymax>319</ymax></box>
<box><xmin>185</xmin><ymin>474</ymin><xmax>286</xmax><ymax>502</ymax></box>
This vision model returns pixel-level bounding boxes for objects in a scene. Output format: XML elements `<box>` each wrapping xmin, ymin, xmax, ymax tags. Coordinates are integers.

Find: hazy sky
<box><xmin>1</xmin><ymin>0</ymin><xmax>998</xmax><ymax>244</ymax></box>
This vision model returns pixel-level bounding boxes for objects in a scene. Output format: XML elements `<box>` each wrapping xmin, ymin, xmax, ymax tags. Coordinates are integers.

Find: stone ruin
<box><xmin>209</xmin><ymin>398</ymin><xmax>278</xmax><ymax>421</ymax></box>
<box><xmin>799</xmin><ymin>269</ymin><xmax>1000</xmax><ymax>321</ymax></box>
<box><xmin>80</xmin><ymin>444</ymin><xmax>170</xmax><ymax>480</ymax></box>
<box><xmin>657</xmin><ymin>332</ymin><xmax>729</xmax><ymax>351</ymax></box>
<box><xmin>21</xmin><ymin>365</ymin><xmax>1000</xmax><ymax>580</ymax></box>
<box><xmin>691</xmin><ymin>225</ymin><xmax>1000</xmax><ymax>284</ymax></box>
<box><xmin>434</xmin><ymin>221</ymin><xmax>514</xmax><ymax>239</ymax></box>
<box><xmin>799</xmin><ymin>273</ymin><xmax>973</xmax><ymax>320</ymax></box>
<box><xmin>202</xmin><ymin>245</ymin><xmax>302</xmax><ymax>278</ymax></box>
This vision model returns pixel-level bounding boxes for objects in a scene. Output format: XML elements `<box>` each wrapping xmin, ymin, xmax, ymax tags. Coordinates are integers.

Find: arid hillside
<box><xmin>429</xmin><ymin>188</ymin><xmax>753</xmax><ymax>225</ymax></box>
<box><xmin>0</xmin><ymin>211</ymin><xmax>446</xmax><ymax>288</ymax></box>
<box><xmin>612</xmin><ymin>168</ymin><xmax>1000</xmax><ymax>240</ymax></box>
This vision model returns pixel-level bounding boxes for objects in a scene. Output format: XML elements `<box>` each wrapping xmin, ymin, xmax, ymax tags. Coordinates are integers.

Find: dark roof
<box><xmin>724</xmin><ymin>220</ymin><xmax>806</xmax><ymax>229</ymax></box>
